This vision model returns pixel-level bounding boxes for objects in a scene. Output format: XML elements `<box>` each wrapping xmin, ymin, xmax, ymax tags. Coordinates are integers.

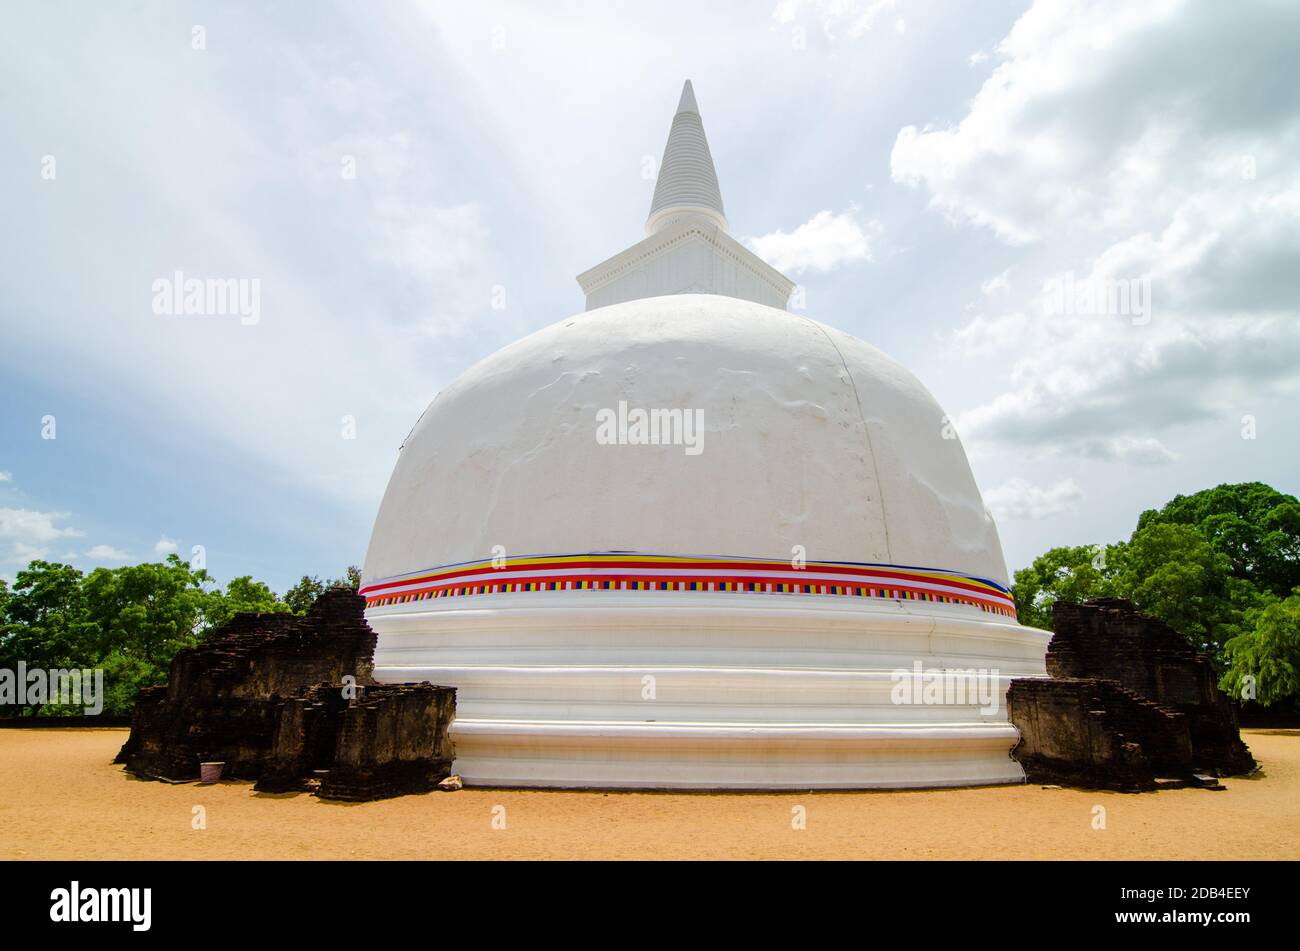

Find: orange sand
<box><xmin>2</xmin><ymin>728</ymin><xmax>1297</xmax><ymax>860</ymax></box>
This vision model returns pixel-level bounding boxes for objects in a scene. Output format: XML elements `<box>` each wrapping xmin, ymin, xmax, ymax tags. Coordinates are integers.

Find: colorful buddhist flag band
<box><xmin>360</xmin><ymin>553</ymin><xmax>1017</xmax><ymax>619</ymax></box>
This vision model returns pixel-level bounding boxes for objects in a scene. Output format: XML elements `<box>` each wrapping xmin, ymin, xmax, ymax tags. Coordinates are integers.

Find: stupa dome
<box><xmin>363</xmin><ymin>294</ymin><xmax>1009</xmax><ymax>589</ymax></box>
<box><xmin>360</xmin><ymin>81</ymin><xmax>1047</xmax><ymax>789</ymax></box>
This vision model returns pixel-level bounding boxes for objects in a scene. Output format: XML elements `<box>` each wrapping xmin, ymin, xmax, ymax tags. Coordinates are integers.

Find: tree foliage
<box><xmin>283</xmin><ymin>566</ymin><xmax>361</xmax><ymax>615</ymax></box>
<box><xmin>1136</xmin><ymin>481</ymin><xmax>1300</xmax><ymax>597</ymax></box>
<box><xmin>1013</xmin><ymin>482</ymin><xmax>1300</xmax><ymax>708</ymax></box>
<box><xmin>1221</xmin><ymin>593</ymin><xmax>1300</xmax><ymax>707</ymax></box>
<box><xmin>1010</xmin><ymin>544</ymin><xmax>1117</xmax><ymax>631</ymax></box>
<box><xmin>0</xmin><ymin>557</ymin><xmax>358</xmax><ymax>716</ymax></box>
<box><xmin>1113</xmin><ymin>522</ymin><xmax>1253</xmax><ymax>656</ymax></box>
<box><xmin>0</xmin><ymin>562</ymin><xmax>99</xmax><ymax>715</ymax></box>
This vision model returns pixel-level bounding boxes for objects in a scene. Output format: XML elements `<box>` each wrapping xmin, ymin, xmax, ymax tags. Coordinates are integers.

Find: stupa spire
<box><xmin>646</xmin><ymin>80</ymin><xmax>728</xmax><ymax>235</ymax></box>
<box><xmin>576</xmin><ymin>80</ymin><xmax>792</xmax><ymax>311</ymax></box>
<box><xmin>676</xmin><ymin>78</ymin><xmax>699</xmax><ymax>114</ymax></box>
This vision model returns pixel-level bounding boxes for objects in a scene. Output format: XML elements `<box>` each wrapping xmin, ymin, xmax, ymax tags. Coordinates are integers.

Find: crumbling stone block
<box><xmin>116</xmin><ymin>587</ymin><xmax>457</xmax><ymax>801</ymax></box>
<box><xmin>1009</xmin><ymin>678</ymin><xmax>1192</xmax><ymax>791</ymax></box>
<box><xmin>1048</xmin><ymin>599</ymin><xmax>1255</xmax><ymax>775</ymax></box>
<box><xmin>1009</xmin><ymin>599</ymin><xmax>1255</xmax><ymax>791</ymax></box>
<box><xmin>317</xmin><ymin>684</ymin><xmax>456</xmax><ymax>801</ymax></box>
<box><xmin>254</xmin><ymin>684</ymin><xmax>350</xmax><ymax>793</ymax></box>
<box><xmin>253</xmin><ymin>682</ymin><xmax>455</xmax><ymax>800</ymax></box>
<box><xmin>116</xmin><ymin>588</ymin><xmax>378</xmax><ymax>781</ymax></box>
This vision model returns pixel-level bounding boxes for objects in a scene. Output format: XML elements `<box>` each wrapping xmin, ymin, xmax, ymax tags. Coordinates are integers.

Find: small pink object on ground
<box><xmin>199</xmin><ymin>762</ymin><xmax>224</xmax><ymax>784</ymax></box>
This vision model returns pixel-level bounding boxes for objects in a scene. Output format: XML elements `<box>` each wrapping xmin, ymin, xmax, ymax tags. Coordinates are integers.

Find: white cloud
<box><xmin>772</xmin><ymin>0</ymin><xmax>899</xmax><ymax>38</ymax></box>
<box><xmin>890</xmin><ymin>0</ymin><xmax>1300</xmax><ymax>243</ymax></box>
<box><xmin>1088</xmin><ymin>190</ymin><xmax>1300</xmax><ymax>318</ymax></box>
<box><xmin>1079</xmin><ymin>437</ymin><xmax>1177</xmax><ymax>466</ymax></box>
<box><xmin>980</xmin><ymin>269</ymin><xmax>1011</xmax><ymax>296</ymax></box>
<box><xmin>952</xmin><ymin>263</ymin><xmax>1300</xmax><ymax>460</ymax></box>
<box><xmin>370</xmin><ymin>199</ymin><xmax>492</xmax><ymax>338</ymax></box>
<box><xmin>748</xmin><ymin>210</ymin><xmax>874</xmax><ymax>275</ymax></box>
<box><xmin>985</xmin><ymin>477</ymin><xmax>1083</xmax><ymax>521</ymax></box>
<box><xmin>85</xmin><ymin>544</ymin><xmax>130</xmax><ymax>561</ymax></box>
<box><xmin>0</xmin><ymin>507</ymin><xmax>83</xmax><ymax>546</ymax></box>
<box><xmin>0</xmin><ymin>507</ymin><xmax>84</xmax><ymax>565</ymax></box>
<box><xmin>905</xmin><ymin>0</ymin><xmax>1300</xmax><ymax>462</ymax></box>
<box><xmin>11</xmin><ymin>542</ymin><xmax>48</xmax><ymax>565</ymax></box>
<box><xmin>153</xmin><ymin>537</ymin><xmax>179</xmax><ymax>555</ymax></box>
<box><xmin>948</xmin><ymin>312</ymin><xmax>1027</xmax><ymax>357</ymax></box>
<box><xmin>0</xmin><ymin>471</ymin><xmax>11</xmax><ymax>483</ymax></box>
<box><xmin>0</xmin><ymin>12</ymin><xmax>507</xmax><ymax>514</ymax></box>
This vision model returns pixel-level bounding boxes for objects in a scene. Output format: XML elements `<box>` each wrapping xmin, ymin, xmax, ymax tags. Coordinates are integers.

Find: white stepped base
<box><xmin>449</xmin><ymin>719</ymin><xmax>1026</xmax><ymax>789</ymax></box>
<box><xmin>379</xmin><ymin>665</ymin><xmax>1019</xmax><ymax>723</ymax></box>
<box><xmin>368</xmin><ymin>592</ymin><xmax>1050</xmax><ymax>789</ymax></box>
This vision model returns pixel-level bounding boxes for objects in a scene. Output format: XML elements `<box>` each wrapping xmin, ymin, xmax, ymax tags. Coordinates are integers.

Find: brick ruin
<box><xmin>255</xmin><ymin>682</ymin><xmax>455</xmax><ymax>800</ymax></box>
<box><xmin>1008</xmin><ymin>598</ymin><xmax>1256</xmax><ymax>791</ymax></box>
<box><xmin>1009</xmin><ymin>679</ymin><xmax>1190</xmax><ymax>792</ymax></box>
<box><xmin>115</xmin><ymin>588</ymin><xmax>455</xmax><ymax>800</ymax></box>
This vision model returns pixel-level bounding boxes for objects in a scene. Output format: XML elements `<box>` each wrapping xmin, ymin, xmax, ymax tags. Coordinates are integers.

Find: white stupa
<box><xmin>361</xmin><ymin>81</ymin><xmax>1049</xmax><ymax>789</ymax></box>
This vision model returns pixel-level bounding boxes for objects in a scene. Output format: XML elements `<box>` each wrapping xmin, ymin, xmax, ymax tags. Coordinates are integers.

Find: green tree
<box><xmin>1115</xmin><ymin>522</ymin><xmax>1258</xmax><ymax>657</ymax></box>
<box><xmin>203</xmin><ymin>575</ymin><xmax>288</xmax><ymax>629</ymax></box>
<box><xmin>0</xmin><ymin>562</ymin><xmax>98</xmax><ymax>716</ymax></box>
<box><xmin>97</xmin><ymin>649</ymin><xmax>165</xmax><ymax>717</ymax></box>
<box><xmin>2</xmin><ymin>554</ymin><xmax>356</xmax><ymax>716</ymax></box>
<box><xmin>1012</xmin><ymin>481</ymin><xmax>1300</xmax><ymax>706</ymax></box>
<box><xmin>1136</xmin><ymin>482</ymin><xmax>1300</xmax><ymax>597</ymax></box>
<box><xmin>1011</xmin><ymin>544</ymin><xmax>1118</xmax><ymax>631</ymax></box>
<box><xmin>283</xmin><ymin>566</ymin><xmax>361</xmax><ymax>614</ymax></box>
<box><xmin>82</xmin><ymin>556</ymin><xmax>213</xmax><ymax>666</ymax></box>
<box><xmin>1221</xmin><ymin>592</ymin><xmax>1300</xmax><ymax>709</ymax></box>
<box><xmin>78</xmin><ymin>556</ymin><xmax>218</xmax><ymax>713</ymax></box>
<box><xmin>283</xmin><ymin>575</ymin><xmax>326</xmax><ymax>614</ymax></box>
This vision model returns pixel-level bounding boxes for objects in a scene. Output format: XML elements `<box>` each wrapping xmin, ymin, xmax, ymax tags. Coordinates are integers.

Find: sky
<box><xmin>2</xmin><ymin>0</ymin><xmax>1298</xmax><ymax>594</ymax></box>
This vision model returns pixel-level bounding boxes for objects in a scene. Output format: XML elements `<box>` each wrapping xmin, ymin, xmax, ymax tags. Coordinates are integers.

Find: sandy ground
<box><xmin>2</xmin><ymin>728</ymin><xmax>1297</xmax><ymax>860</ymax></box>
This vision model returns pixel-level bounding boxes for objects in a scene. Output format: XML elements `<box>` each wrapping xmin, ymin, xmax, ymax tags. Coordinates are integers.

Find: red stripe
<box><xmin>366</xmin><ymin>572</ymin><xmax>1013</xmax><ymax>613</ymax></box>
<box><xmin>361</xmin><ymin>559</ymin><xmax>1008</xmax><ymax>599</ymax></box>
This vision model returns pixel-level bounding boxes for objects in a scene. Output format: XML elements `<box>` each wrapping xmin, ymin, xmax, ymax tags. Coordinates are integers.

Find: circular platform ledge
<box><xmin>368</xmin><ymin>592</ymin><xmax>1050</xmax><ymax>789</ymax></box>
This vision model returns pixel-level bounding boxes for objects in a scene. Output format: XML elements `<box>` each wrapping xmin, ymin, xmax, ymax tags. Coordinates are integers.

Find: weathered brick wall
<box><xmin>1048</xmin><ymin>599</ymin><xmax>1254</xmax><ymax>774</ymax></box>
<box><xmin>118</xmin><ymin>588</ymin><xmax>457</xmax><ymax>801</ymax></box>
<box><xmin>116</xmin><ymin>588</ymin><xmax>377</xmax><ymax>781</ymax></box>
<box><xmin>255</xmin><ymin>684</ymin><xmax>351</xmax><ymax>792</ymax></box>
<box><xmin>317</xmin><ymin>684</ymin><xmax>456</xmax><ymax>801</ymax></box>
<box><xmin>163</xmin><ymin>590</ymin><xmax>376</xmax><ymax>703</ymax></box>
<box><xmin>255</xmin><ymin>682</ymin><xmax>456</xmax><ymax>800</ymax></box>
<box><xmin>1050</xmin><ymin>599</ymin><xmax>1210</xmax><ymax>697</ymax></box>
<box><xmin>1008</xmin><ymin>678</ymin><xmax>1193</xmax><ymax>791</ymax></box>
<box><xmin>1009</xmin><ymin>599</ymin><xmax>1255</xmax><ymax>790</ymax></box>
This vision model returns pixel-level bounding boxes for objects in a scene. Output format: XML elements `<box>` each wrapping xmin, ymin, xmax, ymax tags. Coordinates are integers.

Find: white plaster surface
<box><xmin>367</xmin><ymin>592</ymin><xmax>1049</xmax><ymax>788</ymax></box>
<box><xmin>646</xmin><ymin>79</ymin><xmax>727</xmax><ymax>235</ymax></box>
<box><xmin>361</xmin><ymin>295</ymin><xmax>1043</xmax><ymax>789</ymax></box>
<box><xmin>363</xmin><ymin>294</ymin><xmax>1008</xmax><ymax>588</ymax></box>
